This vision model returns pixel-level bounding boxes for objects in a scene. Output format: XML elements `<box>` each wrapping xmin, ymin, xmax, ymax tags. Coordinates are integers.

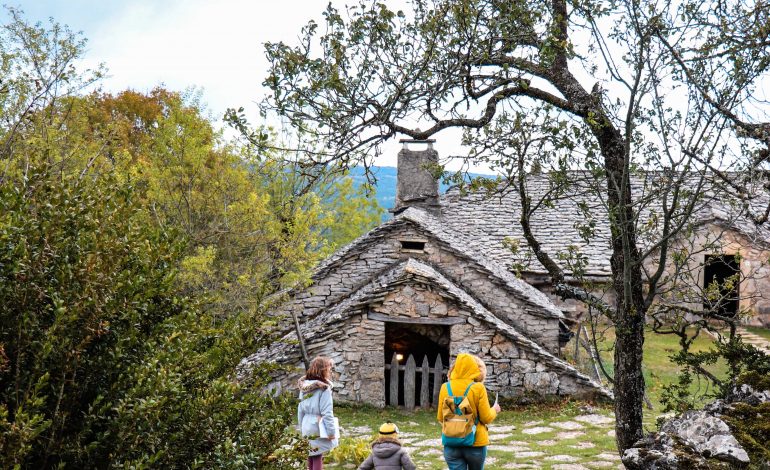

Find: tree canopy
<box><xmin>0</xmin><ymin>8</ymin><xmax>382</xmax><ymax>468</ymax></box>
<box><xmin>261</xmin><ymin>0</ymin><xmax>770</xmax><ymax>453</ymax></box>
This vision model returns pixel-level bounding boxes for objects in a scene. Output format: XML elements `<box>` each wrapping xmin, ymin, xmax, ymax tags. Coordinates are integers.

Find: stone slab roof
<box><xmin>439</xmin><ymin>172</ymin><xmax>770</xmax><ymax>277</ymax></box>
<box><xmin>240</xmin><ymin>258</ymin><xmax>611</xmax><ymax>399</ymax></box>
<box><xmin>313</xmin><ymin>206</ymin><xmax>565</xmax><ymax>319</ymax></box>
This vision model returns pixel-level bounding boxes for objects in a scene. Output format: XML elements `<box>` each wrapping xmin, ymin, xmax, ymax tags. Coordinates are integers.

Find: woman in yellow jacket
<box><xmin>436</xmin><ymin>353</ymin><xmax>501</xmax><ymax>470</ymax></box>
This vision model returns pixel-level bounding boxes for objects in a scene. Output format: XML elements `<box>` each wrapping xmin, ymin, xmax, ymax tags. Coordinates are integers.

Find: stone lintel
<box><xmin>367</xmin><ymin>312</ymin><xmax>466</xmax><ymax>325</ymax></box>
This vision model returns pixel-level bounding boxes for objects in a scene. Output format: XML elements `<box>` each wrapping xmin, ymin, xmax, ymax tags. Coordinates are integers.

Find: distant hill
<box><xmin>347</xmin><ymin>166</ymin><xmax>492</xmax><ymax>219</ymax></box>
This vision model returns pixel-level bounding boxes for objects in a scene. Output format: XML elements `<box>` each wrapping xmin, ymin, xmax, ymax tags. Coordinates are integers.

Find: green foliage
<box><xmin>0</xmin><ymin>7</ymin><xmax>383</xmax><ymax>469</ymax></box>
<box><xmin>327</xmin><ymin>437</ymin><xmax>371</xmax><ymax>466</ymax></box>
<box><xmin>48</xmin><ymin>88</ymin><xmax>382</xmax><ymax>316</ymax></box>
<box><xmin>723</xmin><ymin>402</ymin><xmax>770</xmax><ymax>469</ymax></box>
<box><xmin>0</xmin><ymin>164</ymin><xmax>173</xmax><ymax>466</ymax></box>
<box><xmin>0</xmin><ymin>163</ymin><xmax>307</xmax><ymax>468</ymax></box>
<box><xmin>722</xmin><ymin>372</ymin><xmax>770</xmax><ymax>469</ymax></box>
<box><xmin>661</xmin><ymin>336</ymin><xmax>770</xmax><ymax>413</ymax></box>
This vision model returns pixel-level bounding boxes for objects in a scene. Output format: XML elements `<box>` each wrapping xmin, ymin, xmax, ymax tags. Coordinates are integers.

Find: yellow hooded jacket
<box><xmin>436</xmin><ymin>353</ymin><xmax>498</xmax><ymax>446</ymax></box>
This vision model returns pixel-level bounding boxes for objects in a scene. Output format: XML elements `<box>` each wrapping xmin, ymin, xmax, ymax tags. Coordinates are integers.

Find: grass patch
<box><xmin>583</xmin><ymin>327</ymin><xmax>728</xmax><ymax>413</ymax></box>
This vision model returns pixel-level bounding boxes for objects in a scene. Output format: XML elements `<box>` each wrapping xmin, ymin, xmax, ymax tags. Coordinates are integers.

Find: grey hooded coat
<box><xmin>357</xmin><ymin>438</ymin><xmax>416</xmax><ymax>470</ymax></box>
<box><xmin>298</xmin><ymin>379</ymin><xmax>339</xmax><ymax>456</ymax></box>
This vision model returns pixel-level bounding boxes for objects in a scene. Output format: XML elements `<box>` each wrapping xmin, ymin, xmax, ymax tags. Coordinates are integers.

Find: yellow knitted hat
<box><xmin>378</xmin><ymin>422</ymin><xmax>399</xmax><ymax>438</ymax></box>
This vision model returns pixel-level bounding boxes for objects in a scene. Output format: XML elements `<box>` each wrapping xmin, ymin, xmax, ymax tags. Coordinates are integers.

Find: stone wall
<box><xmin>267</xmin><ymin>281</ymin><xmax>604</xmax><ymax>405</ymax></box>
<box><xmin>644</xmin><ymin>223</ymin><xmax>770</xmax><ymax>327</ymax></box>
<box><xmin>524</xmin><ymin>224</ymin><xmax>770</xmax><ymax>327</ymax></box>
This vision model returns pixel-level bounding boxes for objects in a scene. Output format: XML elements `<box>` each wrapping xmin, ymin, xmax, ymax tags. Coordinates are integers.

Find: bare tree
<box><xmin>257</xmin><ymin>0</ymin><xmax>770</xmax><ymax>452</ymax></box>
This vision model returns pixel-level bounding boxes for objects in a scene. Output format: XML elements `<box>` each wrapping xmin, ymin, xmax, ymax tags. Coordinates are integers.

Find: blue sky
<box><xmin>5</xmin><ymin>1</ymin><xmax>483</xmax><ymax>170</ymax></box>
<box><xmin>11</xmin><ymin>1</ymin><xmax>309</xmax><ymax>117</ymax></box>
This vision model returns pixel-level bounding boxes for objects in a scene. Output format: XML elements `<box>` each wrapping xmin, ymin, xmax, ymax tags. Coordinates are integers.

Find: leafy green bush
<box><xmin>327</xmin><ymin>437</ymin><xmax>372</xmax><ymax>466</ymax></box>
<box><xmin>0</xmin><ymin>166</ymin><xmax>305</xmax><ymax>468</ymax></box>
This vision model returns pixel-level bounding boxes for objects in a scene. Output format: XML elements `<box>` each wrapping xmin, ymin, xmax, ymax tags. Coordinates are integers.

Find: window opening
<box><xmin>703</xmin><ymin>254</ymin><xmax>740</xmax><ymax>317</ymax></box>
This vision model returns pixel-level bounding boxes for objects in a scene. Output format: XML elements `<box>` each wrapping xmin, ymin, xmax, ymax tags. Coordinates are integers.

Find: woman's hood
<box><xmin>299</xmin><ymin>379</ymin><xmax>331</xmax><ymax>393</ymax></box>
<box><xmin>449</xmin><ymin>353</ymin><xmax>480</xmax><ymax>381</ymax></box>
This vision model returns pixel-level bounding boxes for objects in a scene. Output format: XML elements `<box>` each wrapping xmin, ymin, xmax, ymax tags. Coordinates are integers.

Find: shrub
<box><xmin>0</xmin><ymin>166</ymin><xmax>304</xmax><ymax>468</ymax></box>
<box><xmin>327</xmin><ymin>437</ymin><xmax>372</xmax><ymax>466</ymax></box>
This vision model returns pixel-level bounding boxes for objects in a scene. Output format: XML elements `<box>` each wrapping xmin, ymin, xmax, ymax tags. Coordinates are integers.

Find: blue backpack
<box><xmin>440</xmin><ymin>382</ymin><xmax>479</xmax><ymax>447</ymax></box>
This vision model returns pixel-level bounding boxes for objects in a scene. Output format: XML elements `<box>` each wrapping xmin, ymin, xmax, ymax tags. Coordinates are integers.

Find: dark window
<box><xmin>704</xmin><ymin>254</ymin><xmax>740</xmax><ymax>317</ymax></box>
<box><xmin>400</xmin><ymin>240</ymin><xmax>426</xmax><ymax>251</ymax></box>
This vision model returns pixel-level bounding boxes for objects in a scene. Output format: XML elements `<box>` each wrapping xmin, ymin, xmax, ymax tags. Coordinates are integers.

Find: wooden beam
<box><xmin>367</xmin><ymin>312</ymin><xmax>466</xmax><ymax>325</ymax></box>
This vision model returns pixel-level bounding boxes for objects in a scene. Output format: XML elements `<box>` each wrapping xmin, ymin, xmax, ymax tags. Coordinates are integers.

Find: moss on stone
<box><xmin>722</xmin><ymin>401</ymin><xmax>770</xmax><ymax>469</ymax></box>
<box><xmin>738</xmin><ymin>370</ymin><xmax>770</xmax><ymax>392</ymax></box>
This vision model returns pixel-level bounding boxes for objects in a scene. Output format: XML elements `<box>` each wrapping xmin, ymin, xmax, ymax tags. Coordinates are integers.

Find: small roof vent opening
<box><xmin>400</xmin><ymin>240</ymin><xmax>426</xmax><ymax>252</ymax></box>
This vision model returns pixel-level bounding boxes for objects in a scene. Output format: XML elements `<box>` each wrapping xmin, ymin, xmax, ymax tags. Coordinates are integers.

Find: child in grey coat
<box><xmin>298</xmin><ymin>357</ymin><xmax>339</xmax><ymax>470</ymax></box>
<box><xmin>357</xmin><ymin>422</ymin><xmax>416</xmax><ymax>470</ymax></box>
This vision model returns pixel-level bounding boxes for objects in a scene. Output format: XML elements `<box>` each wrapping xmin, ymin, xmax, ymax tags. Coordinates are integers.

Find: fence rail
<box><xmin>385</xmin><ymin>353</ymin><xmax>447</xmax><ymax>409</ymax></box>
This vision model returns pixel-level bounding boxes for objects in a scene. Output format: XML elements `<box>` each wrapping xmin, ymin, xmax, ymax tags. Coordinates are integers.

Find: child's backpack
<box><xmin>440</xmin><ymin>382</ymin><xmax>478</xmax><ymax>447</ymax></box>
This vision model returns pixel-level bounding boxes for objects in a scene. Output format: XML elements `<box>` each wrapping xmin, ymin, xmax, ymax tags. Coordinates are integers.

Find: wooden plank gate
<box><xmin>385</xmin><ymin>353</ymin><xmax>447</xmax><ymax>409</ymax></box>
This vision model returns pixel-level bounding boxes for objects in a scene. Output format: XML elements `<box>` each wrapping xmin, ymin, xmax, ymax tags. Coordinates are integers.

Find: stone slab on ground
<box><xmin>513</xmin><ymin>451</ymin><xmax>546</xmax><ymax>458</ymax></box>
<box><xmin>412</xmin><ymin>438</ymin><xmax>442</xmax><ymax>447</ymax></box>
<box><xmin>556</xmin><ymin>431</ymin><xmax>585</xmax><ymax>439</ymax></box>
<box><xmin>571</xmin><ymin>442</ymin><xmax>596</xmax><ymax>449</ymax></box>
<box><xmin>536</xmin><ymin>439</ymin><xmax>557</xmax><ymax>446</ymax></box>
<box><xmin>552</xmin><ymin>421</ymin><xmax>585</xmax><ymax>430</ymax></box>
<box><xmin>490</xmin><ymin>424</ymin><xmax>518</xmax><ymax>432</ymax></box>
<box><xmin>521</xmin><ymin>426</ymin><xmax>554</xmax><ymax>435</ymax></box>
<box><xmin>488</xmin><ymin>444</ymin><xmax>531</xmax><ymax>452</ymax></box>
<box><xmin>506</xmin><ymin>440</ymin><xmax>532</xmax><ymax>446</ymax></box>
<box><xmin>417</xmin><ymin>448</ymin><xmax>442</xmax><ymax>456</ymax></box>
<box><xmin>574</xmin><ymin>414</ymin><xmax>614</xmax><ymax>426</ymax></box>
<box><xmin>342</xmin><ymin>425</ymin><xmax>372</xmax><ymax>436</ymax></box>
<box><xmin>587</xmin><ymin>461</ymin><xmax>615</xmax><ymax>468</ymax></box>
<box><xmin>545</xmin><ymin>454</ymin><xmax>581</xmax><ymax>462</ymax></box>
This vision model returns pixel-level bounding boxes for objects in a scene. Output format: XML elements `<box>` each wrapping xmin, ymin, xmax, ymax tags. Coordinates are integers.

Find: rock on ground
<box><xmin>622</xmin><ymin>384</ymin><xmax>770</xmax><ymax>469</ymax></box>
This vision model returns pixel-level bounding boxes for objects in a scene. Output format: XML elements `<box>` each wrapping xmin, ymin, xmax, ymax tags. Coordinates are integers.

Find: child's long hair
<box><xmin>305</xmin><ymin>356</ymin><xmax>334</xmax><ymax>384</ymax></box>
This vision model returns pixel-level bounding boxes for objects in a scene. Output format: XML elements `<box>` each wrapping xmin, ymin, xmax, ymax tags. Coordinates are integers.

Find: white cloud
<box><xmin>16</xmin><ymin>0</ymin><xmax>481</xmax><ymax>171</ymax></box>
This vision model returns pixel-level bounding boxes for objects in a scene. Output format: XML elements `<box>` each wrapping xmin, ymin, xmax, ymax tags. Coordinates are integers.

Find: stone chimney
<box><xmin>392</xmin><ymin>139</ymin><xmax>440</xmax><ymax>215</ymax></box>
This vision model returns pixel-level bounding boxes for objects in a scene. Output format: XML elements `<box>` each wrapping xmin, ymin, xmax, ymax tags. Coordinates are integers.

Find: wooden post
<box><xmin>573</xmin><ymin>321</ymin><xmax>581</xmax><ymax>364</ymax></box>
<box><xmin>581</xmin><ymin>325</ymin><xmax>603</xmax><ymax>383</ymax></box>
<box><xmin>432</xmin><ymin>355</ymin><xmax>443</xmax><ymax>406</ymax></box>
<box><xmin>389</xmin><ymin>353</ymin><xmax>399</xmax><ymax>407</ymax></box>
<box><xmin>404</xmin><ymin>355</ymin><xmax>416</xmax><ymax>410</ymax></box>
<box><xmin>291</xmin><ymin>309</ymin><xmax>310</xmax><ymax>369</ymax></box>
<box><xmin>420</xmin><ymin>356</ymin><xmax>430</xmax><ymax>408</ymax></box>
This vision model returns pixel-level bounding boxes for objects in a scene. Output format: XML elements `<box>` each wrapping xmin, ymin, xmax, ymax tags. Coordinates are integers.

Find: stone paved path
<box><xmin>334</xmin><ymin>412</ymin><xmax>626</xmax><ymax>470</ymax></box>
<box><xmin>737</xmin><ymin>327</ymin><xmax>770</xmax><ymax>354</ymax></box>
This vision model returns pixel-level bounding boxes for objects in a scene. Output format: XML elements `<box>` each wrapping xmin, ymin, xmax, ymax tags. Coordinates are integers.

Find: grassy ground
<box><xmin>744</xmin><ymin>325</ymin><xmax>770</xmax><ymax>342</ymax></box>
<box><xmin>325</xmin><ymin>329</ymin><xmax>725</xmax><ymax>469</ymax></box>
<box><xmin>591</xmin><ymin>327</ymin><xmax>728</xmax><ymax>411</ymax></box>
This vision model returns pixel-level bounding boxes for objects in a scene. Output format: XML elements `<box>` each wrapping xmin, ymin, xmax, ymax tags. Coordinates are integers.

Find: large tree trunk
<box><xmin>612</xmin><ymin>302</ymin><xmax>646</xmax><ymax>451</ymax></box>
<box><xmin>601</xmin><ymin>126</ymin><xmax>646</xmax><ymax>453</ymax></box>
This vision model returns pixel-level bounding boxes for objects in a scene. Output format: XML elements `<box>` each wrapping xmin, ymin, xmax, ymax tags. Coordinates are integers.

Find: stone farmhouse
<box><xmin>240</xmin><ymin>140</ymin><xmax>770</xmax><ymax>408</ymax></box>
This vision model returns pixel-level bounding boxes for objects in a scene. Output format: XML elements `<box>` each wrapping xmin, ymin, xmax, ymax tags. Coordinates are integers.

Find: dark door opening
<box><xmin>704</xmin><ymin>254</ymin><xmax>740</xmax><ymax>317</ymax></box>
<box><xmin>384</xmin><ymin>322</ymin><xmax>449</xmax><ymax>407</ymax></box>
